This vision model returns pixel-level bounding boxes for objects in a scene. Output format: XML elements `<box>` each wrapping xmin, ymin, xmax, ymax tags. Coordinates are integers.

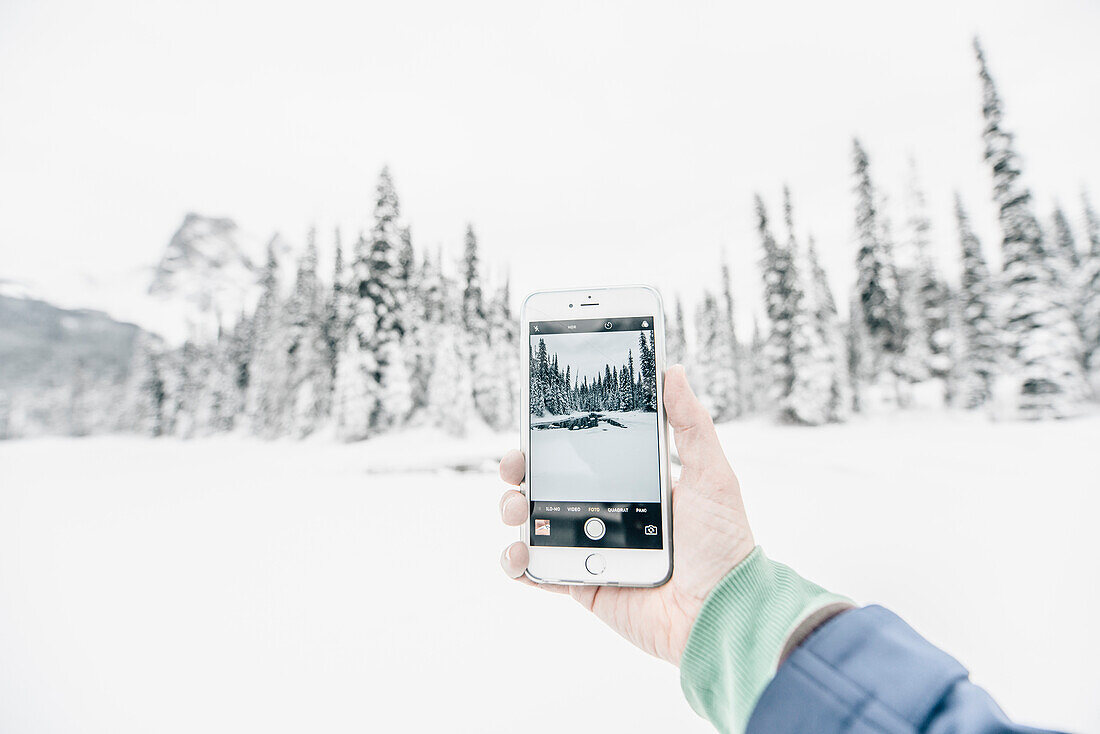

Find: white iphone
<box><xmin>520</xmin><ymin>285</ymin><xmax>673</xmax><ymax>587</ymax></box>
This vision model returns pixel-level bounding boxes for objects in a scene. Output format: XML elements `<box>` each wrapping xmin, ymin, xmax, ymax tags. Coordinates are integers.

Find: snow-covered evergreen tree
<box><xmin>284</xmin><ymin>228</ymin><xmax>332</xmax><ymax>437</ymax></box>
<box><xmin>777</xmin><ymin>190</ymin><xmax>834</xmax><ymax>425</ymax></box>
<box><xmin>954</xmin><ymin>195</ymin><xmax>1001</xmax><ymax>408</ymax></box>
<box><xmin>845</xmin><ymin>298</ymin><xmax>868</xmax><ymax>414</ymax></box>
<box><xmin>805</xmin><ymin>234</ymin><xmax>849</xmax><ymax>422</ymax></box>
<box><xmin>246</xmin><ymin>238</ymin><xmax>290</xmax><ymax>438</ymax></box>
<box><xmin>1081</xmin><ymin>191</ymin><xmax>1100</xmax><ymax>374</ymax></box>
<box><xmin>901</xmin><ymin>161</ymin><xmax>952</xmax><ymax>387</ymax></box>
<box><xmin>426</xmin><ymin>327</ymin><xmax>475</xmax><ymax>437</ymax></box>
<box><xmin>126</xmin><ymin>334</ymin><xmax>167</xmax><ymax>436</ymax></box>
<box><xmin>323</xmin><ymin>228</ymin><xmax>347</xmax><ymax>389</ymax></box>
<box><xmin>333</xmin><ymin>168</ymin><xmax>410</xmax><ymax>438</ymax></box>
<box><xmin>975</xmin><ymin>39</ymin><xmax>1087</xmax><ymax>417</ymax></box>
<box><xmin>666</xmin><ymin>295</ymin><xmax>687</xmax><ymax>366</ymax></box>
<box><xmin>756</xmin><ymin>193</ymin><xmax>795</xmax><ymax>408</ymax></box>
<box><xmin>461</xmin><ymin>224</ymin><xmax>503</xmax><ymax>428</ymax></box>
<box><xmin>719</xmin><ymin>258</ymin><xmax>744</xmax><ymax>416</ymax></box>
<box><xmin>406</xmin><ymin>248</ymin><xmax>444</xmax><ymax>422</ymax></box>
<box><xmin>852</xmin><ymin>139</ymin><xmax>908</xmax><ymax>401</ymax></box>
<box><xmin>693</xmin><ymin>291</ymin><xmax>735</xmax><ymax>419</ymax></box>
<box><xmin>480</xmin><ymin>278</ymin><xmax>519</xmax><ymax>430</ymax></box>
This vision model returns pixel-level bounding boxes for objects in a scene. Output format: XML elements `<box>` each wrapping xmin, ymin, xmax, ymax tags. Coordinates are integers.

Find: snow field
<box><xmin>0</xmin><ymin>411</ymin><xmax>1097</xmax><ymax>732</ymax></box>
<box><xmin>530</xmin><ymin>411</ymin><xmax>660</xmax><ymax>503</ymax></box>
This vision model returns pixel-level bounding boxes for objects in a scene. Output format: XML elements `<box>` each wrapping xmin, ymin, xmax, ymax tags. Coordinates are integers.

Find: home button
<box><xmin>585</xmin><ymin>553</ymin><xmax>606</xmax><ymax>575</ymax></box>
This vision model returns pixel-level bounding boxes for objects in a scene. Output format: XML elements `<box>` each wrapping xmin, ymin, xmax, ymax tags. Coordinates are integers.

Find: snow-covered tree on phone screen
<box><xmin>641</xmin><ymin>329</ymin><xmax>658</xmax><ymax>411</ymax></box>
<box><xmin>954</xmin><ymin>195</ymin><xmax>1000</xmax><ymax>408</ymax></box>
<box><xmin>629</xmin><ymin>347</ymin><xmax>638</xmax><ymax>411</ymax></box>
<box><xmin>975</xmin><ymin>39</ymin><xmax>1086</xmax><ymax>416</ymax></box>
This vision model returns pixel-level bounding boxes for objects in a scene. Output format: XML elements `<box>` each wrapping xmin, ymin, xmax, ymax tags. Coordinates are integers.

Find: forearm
<box><xmin>678</xmin><ymin>547</ymin><xmax>852</xmax><ymax>733</ymax></box>
<box><xmin>680</xmin><ymin>548</ymin><xmax>1064</xmax><ymax>734</ymax></box>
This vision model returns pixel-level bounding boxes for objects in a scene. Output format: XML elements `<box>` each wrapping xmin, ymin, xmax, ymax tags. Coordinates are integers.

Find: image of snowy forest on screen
<box><xmin>528</xmin><ymin>330</ymin><xmax>660</xmax><ymax>503</ymax></box>
<box><xmin>2</xmin><ymin>7</ymin><xmax>1100</xmax><ymax>732</ymax></box>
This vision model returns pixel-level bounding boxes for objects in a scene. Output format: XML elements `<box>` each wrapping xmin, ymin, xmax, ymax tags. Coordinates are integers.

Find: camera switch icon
<box><xmin>644</xmin><ymin>524</ymin><xmax>658</xmax><ymax>536</ymax></box>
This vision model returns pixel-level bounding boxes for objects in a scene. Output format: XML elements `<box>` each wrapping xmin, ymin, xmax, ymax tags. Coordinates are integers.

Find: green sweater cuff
<box><xmin>679</xmin><ymin>547</ymin><xmax>851</xmax><ymax>734</ymax></box>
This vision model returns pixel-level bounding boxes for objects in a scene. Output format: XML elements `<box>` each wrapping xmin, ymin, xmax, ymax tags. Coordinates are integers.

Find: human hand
<box><xmin>498</xmin><ymin>364</ymin><xmax>755</xmax><ymax>666</ymax></box>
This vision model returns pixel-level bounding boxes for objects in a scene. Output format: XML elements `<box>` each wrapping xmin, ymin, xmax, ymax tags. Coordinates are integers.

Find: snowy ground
<box><xmin>1</xmin><ymin>412</ymin><xmax>1098</xmax><ymax>733</ymax></box>
<box><xmin>530</xmin><ymin>411</ymin><xmax>660</xmax><ymax>502</ymax></box>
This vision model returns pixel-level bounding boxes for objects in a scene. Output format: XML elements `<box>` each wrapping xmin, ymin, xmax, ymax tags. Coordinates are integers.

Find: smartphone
<box><xmin>520</xmin><ymin>285</ymin><xmax>672</xmax><ymax>587</ymax></box>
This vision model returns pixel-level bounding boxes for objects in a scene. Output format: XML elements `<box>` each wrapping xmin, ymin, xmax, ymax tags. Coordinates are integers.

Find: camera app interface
<box><xmin>528</xmin><ymin>317</ymin><xmax>662</xmax><ymax>549</ymax></box>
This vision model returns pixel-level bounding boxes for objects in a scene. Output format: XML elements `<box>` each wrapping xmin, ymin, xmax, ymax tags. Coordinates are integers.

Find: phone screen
<box><xmin>528</xmin><ymin>316</ymin><xmax>663</xmax><ymax>549</ymax></box>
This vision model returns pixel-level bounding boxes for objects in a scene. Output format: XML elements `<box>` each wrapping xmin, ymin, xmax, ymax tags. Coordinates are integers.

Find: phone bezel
<box><xmin>520</xmin><ymin>285</ymin><xmax>673</xmax><ymax>587</ymax></box>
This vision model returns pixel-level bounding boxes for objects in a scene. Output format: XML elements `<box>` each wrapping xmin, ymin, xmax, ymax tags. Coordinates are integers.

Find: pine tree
<box><xmin>667</xmin><ymin>295</ymin><xmax>687</xmax><ymax>366</ymax></box>
<box><xmin>852</xmin><ymin>139</ymin><xmax>908</xmax><ymax>400</ymax></box>
<box><xmin>902</xmin><ymin>160</ymin><xmax>953</xmax><ymax>387</ymax></box>
<box><xmin>462</xmin><ymin>224</ymin><xmax>502</xmax><ymax>428</ymax></box>
<box><xmin>954</xmin><ymin>195</ymin><xmax>1001</xmax><ymax>408</ymax></box>
<box><xmin>640</xmin><ymin>329</ymin><xmax>658</xmax><ymax>411</ymax></box>
<box><xmin>205</xmin><ymin>324</ymin><xmax>245</xmax><ymax>433</ymax></box>
<box><xmin>426</xmin><ymin>327</ymin><xmax>475</xmax><ymax>437</ymax></box>
<box><xmin>624</xmin><ymin>350</ymin><xmax>636</xmax><ymax>410</ymax></box>
<box><xmin>806</xmin><ymin>235</ymin><xmax>849</xmax><ymax>421</ymax></box>
<box><xmin>777</xmin><ymin>190</ymin><xmax>834</xmax><ymax>424</ymax></box>
<box><xmin>126</xmin><ymin>334</ymin><xmax>166</xmax><ymax>436</ymax></box>
<box><xmin>1081</xmin><ymin>191</ymin><xmax>1100</xmax><ymax>374</ymax></box>
<box><xmin>481</xmin><ymin>278</ymin><xmax>519</xmax><ymax>429</ymax></box>
<box><xmin>333</xmin><ymin>168</ymin><xmax>410</xmax><ymax>438</ymax></box>
<box><xmin>719</xmin><ymin>258</ymin><xmax>744</xmax><ymax>416</ymax></box>
<box><xmin>461</xmin><ymin>224</ymin><xmax>486</xmax><ymax>335</ymax></box>
<box><xmin>845</xmin><ymin>299</ymin><xmax>868</xmax><ymax>414</ymax></box>
<box><xmin>407</xmin><ymin>249</ymin><xmax>444</xmax><ymax>422</ymax></box>
<box><xmin>757</xmin><ymin>190</ymin><xmax>802</xmax><ymax>410</ymax></box>
<box><xmin>285</xmin><ymin>228</ymin><xmax>332</xmax><ymax>437</ymax></box>
<box><xmin>246</xmin><ymin>238</ymin><xmax>290</xmax><ymax>438</ymax></box>
<box><xmin>1048</xmin><ymin>205</ymin><xmax>1088</xmax><ymax>371</ymax></box>
<box><xmin>693</xmin><ymin>292</ymin><xmax>731</xmax><ymax>419</ymax></box>
<box><xmin>975</xmin><ymin>39</ymin><xmax>1086</xmax><ymax>417</ymax></box>
<box><xmin>323</xmin><ymin>227</ymin><xmax>346</xmax><ymax>387</ymax></box>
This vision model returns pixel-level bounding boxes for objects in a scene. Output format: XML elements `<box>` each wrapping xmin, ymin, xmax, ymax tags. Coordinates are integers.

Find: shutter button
<box><xmin>583</xmin><ymin>517</ymin><xmax>605</xmax><ymax>540</ymax></box>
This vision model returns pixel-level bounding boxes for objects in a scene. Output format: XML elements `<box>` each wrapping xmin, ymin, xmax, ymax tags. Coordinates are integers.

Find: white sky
<box><xmin>533</xmin><ymin>330</ymin><xmax>645</xmax><ymax>384</ymax></box>
<box><xmin>2</xmin><ymin>0</ymin><xmax>1099</xmax><ymax>334</ymax></box>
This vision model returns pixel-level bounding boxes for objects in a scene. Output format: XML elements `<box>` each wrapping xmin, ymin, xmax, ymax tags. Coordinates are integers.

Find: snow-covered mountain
<box><xmin>148</xmin><ymin>213</ymin><xmax>263</xmax><ymax>339</ymax></box>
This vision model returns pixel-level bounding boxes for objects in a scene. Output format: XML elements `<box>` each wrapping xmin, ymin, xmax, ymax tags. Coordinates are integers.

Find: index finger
<box><xmin>498</xmin><ymin>449</ymin><xmax>525</xmax><ymax>486</ymax></box>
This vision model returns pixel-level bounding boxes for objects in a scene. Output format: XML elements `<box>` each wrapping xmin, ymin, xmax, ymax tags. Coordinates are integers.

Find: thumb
<box><xmin>663</xmin><ymin>365</ymin><xmax>731</xmax><ymax>477</ymax></box>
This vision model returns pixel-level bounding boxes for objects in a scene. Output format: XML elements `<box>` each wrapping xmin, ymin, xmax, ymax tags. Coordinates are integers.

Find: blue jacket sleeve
<box><xmin>746</xmin><ymin>605</ymin><xmax>1065</xmax><ymax>734</ymax></box>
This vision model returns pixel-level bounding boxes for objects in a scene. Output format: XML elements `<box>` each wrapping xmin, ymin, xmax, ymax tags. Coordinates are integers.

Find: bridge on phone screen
<box><xmin>531</xmin><ymin>412</ymin><xmax>627</xmax><ymax>431</ymax></box>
